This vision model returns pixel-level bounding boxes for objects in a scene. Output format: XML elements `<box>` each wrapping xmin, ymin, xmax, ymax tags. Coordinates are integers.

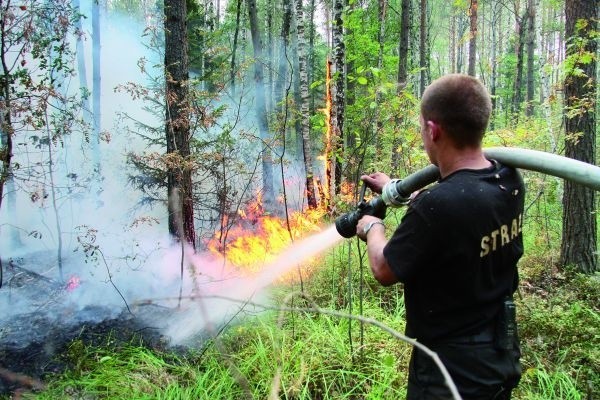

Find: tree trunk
<box><xmin>0</xmin><ymin>0</ymin><xmax>14</xmax><ymax>213</ymax></box>
<box><xmin>267</xmin><ymin>0</ymin><xmax>273</xmax><ymax>112</ymax></box>
<box><xmin>374</xmin><ymin>0</ymin><xmax>387</xmax><ymax>161</ymax></box>
<box><xmin>230</xmin><ymin>0</ymin><xmax>242</xmax><ymax>96</ymax></box>
<box><xmin>511</xmin><ymin>4</ymin><xmax>527</xmax><ymax>116</ymax></box>
<box><xmin>392</xmin><ymin>0</ymin><xmax>410</xmax><ymax>172</ymax></box>
<box><xmin>560</xmin><ymin>0</ymin><xmax>597</xmax><ymax>273</ymax></box>
<box><xmin>397</xmin><ymin>0</ymin><xmax>410</xmax><ymax>88</ymax></box>
<box><xmin>332</xmin><ymin>0</ymin><xmax>344</xmax><ymax>188</ymax></box>
<box><xmin>275</xmin><ymin>0</ymin><xmax>292</xmax><ymax>118</ymax></box>
<box><xmin>490</xmin><ymin>1</ymin><xmax>500</xmax><ymax>118</ymax></box>
<box><xmin>449</xmin><ymin>8</ymin><xmax>456</xmax><ymax>74</ymax></box>
<box><xmin>92</xmin><ymin>0</ymin><xmax>101</xmax><ymax>173</ymax></box>
<box><xmin>73</xmin><ymin>0</ymin><xmax>91</xmax><ymax>126</ymax></box>
<box><xmin>419</xmin><ymin>0</ymin><xmax>428</xmax><ymax>96</ymax></box>
<box><xmin>164</xmin><ymin>0</ymin><xmax>196</xmax><ymax>248</ymax></box>
<box><xmin>295</xmin><ymin>0</ymin><xmax>317</xmax><ymax>208</ymax></box>
<box><xmin>467</xmin><ymin>0</ymin><xmax>478</xmax><ymax>76</ymax></box>
<box><xmin>525</xmin><ymin>0</ymin><xmax>536</xmax><ymax>116</ymax></box>
<box><xmin>308</xmin><ymin>0</ymin><xmax>316</xmax><ymax>116</ymax></box>
<box><xmin>247</xmin><ymin>0</ymin><xmax>275</xmax><ymax>210</ymax></box>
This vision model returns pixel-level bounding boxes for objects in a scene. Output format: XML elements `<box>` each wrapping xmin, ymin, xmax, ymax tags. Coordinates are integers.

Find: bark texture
<box><xmin>560</xmin><ymin>0</ymin><xmax>598</xmax><ymax>273</ymax></box>
<box><xmin>164</xmin><ymin>0</ymin><xmax>196</xmax><ymax>247</ymax></box>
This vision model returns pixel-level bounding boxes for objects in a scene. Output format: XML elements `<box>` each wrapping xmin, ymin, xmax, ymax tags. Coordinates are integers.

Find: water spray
<box><xmin>335</xmin><ymin>147</ymin><xmax>600</xmax><ymax>238</ymax></box>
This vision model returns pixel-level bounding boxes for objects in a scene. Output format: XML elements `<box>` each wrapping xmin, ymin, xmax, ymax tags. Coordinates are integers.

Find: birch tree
<box><xmin>332</xmin><ymin>0</ymin><xmax>345</xmax><ymax>166</ymax></box>
<box><xmin>295</xmin><ymin>0</ymin><xmax>317</xmax><ymax>208</ymax></box>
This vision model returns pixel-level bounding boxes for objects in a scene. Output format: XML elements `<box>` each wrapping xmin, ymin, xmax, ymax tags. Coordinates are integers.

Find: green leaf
<box><xmin>383</xmin><ymin>354</ymin><xmax>394</xmax><ymax>367</ymax></box>
<box><xmin>357</xmin><ymin>77</ymin><xmax>368</xmax><ymax>85</ymax></box>
<box><xmin>310</xmin><ymin>80</ymin><xmax>323</xmax><ymax>89</ymax></box>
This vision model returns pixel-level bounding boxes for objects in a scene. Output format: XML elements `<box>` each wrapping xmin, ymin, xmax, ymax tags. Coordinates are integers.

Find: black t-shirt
<box><xmin>383</xmin><ymin>161</ymin><xmax>524</xmax><ymax>343</ymax></box>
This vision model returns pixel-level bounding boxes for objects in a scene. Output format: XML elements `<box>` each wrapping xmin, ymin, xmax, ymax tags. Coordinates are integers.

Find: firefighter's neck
<box><xmin>435</xmin><ymin>145</ymin><xmax>491</xmax><ymax>178</ymax></box>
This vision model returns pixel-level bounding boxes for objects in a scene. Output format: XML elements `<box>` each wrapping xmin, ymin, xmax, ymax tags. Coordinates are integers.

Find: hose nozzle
<box><xmin>334</xmin><ymin>183</ymin><xmax>387</xmax><ymax>238</ymax></box>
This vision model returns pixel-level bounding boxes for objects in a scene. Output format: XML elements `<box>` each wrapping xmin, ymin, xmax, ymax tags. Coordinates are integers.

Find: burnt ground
<box><xmin>0</xmin><ymin>254</ymin><xmax>178</xmax><ymax>396</ymax></box>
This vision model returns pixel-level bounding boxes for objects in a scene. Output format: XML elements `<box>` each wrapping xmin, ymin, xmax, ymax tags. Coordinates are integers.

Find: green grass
<box><xmin>14</xmin><ymin>223</ymin><xmax>600</xmax><ymax>400</ymax></box>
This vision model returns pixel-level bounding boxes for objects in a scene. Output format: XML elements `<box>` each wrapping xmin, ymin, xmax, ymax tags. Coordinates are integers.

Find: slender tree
<box><xmin>511</xmin><ymin>2</ymin><xmax>527</xmax><ymax>116</ymax></box>
<box><xmin>295</xmin><ymin>0</ymin><xmax>317</xmax><ymax>208</ymax></box>
<box><xmin>467</xmin><ymin>0</ymin><xmax>478</xmax><ymax>76</ymax></box>
<box><xmin>397</xmin><ymin>0</ymin><xmax>410</xmax><ymax>88</ymax></box>
<box><xmin>92</xmin><ymin>0</ymin><xmax>101</xmax><ymax>173</ymax></box>
<box><xmin>560</xmin><ymin>0</ymin><xmax>597</xmax><ymax>273</ymax></box>
<box><xmin>229</xmin><ymin>0</ymin><xmax>242</xmax><ymax>96</ymax></box>
<box><xmin>274</xmin><ymin>0</ymin><xmax>292</xmax><ymax>119</ymax></box>
<box><xmin>525</xmin><ymin>0</ymin><xmax>536</xmax><ymax>116</ymax></box>
<box><xmin>247</xmin><ymin>0</ymin><xmax>275</xmax><ymax>209</ymax></box>
<box><xmin>73</xmin><ymin>0</ymin><xmax>91</xmax><ymax>126</ymax></box>
<box><xmin>332</xmin><ymin>0</ymin><xmax>345</xmax><ymax>150</ymax></box>
<box><xmin>391</xmin><ymin>0</ymin><xmax>411</xmax><ymax>172</ymax></box>
<box><xmin>373</xmin><ymin>0</ymin><xmax>387</xmax><ymax>160</ymax></box>
<box><xmin>164</xmin><ymin>0</ymin><xmax>196</xmax><ymax>247</ymax></box>
<box><xmin>330</xmin><ymin>0</ymin><xmax>344</xmax><ymax>193</ymax></box>
<box><xmin>418</xmin><ymin>0</ymin><xmax>428</xmax><ymax>95</ymax></box>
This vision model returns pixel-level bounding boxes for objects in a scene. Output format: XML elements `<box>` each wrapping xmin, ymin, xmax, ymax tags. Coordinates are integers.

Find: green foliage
<box><xmin>23</xmin><ymin>237</ymin><xmax>600</xmax><ymax>399</ymax></box>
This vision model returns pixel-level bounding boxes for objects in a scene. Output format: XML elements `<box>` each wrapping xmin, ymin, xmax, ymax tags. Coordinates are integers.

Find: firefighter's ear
<box><xmin>427</xmin><ymin>120</ymin><xmax>441</xmax><ymax>141</ymax></box>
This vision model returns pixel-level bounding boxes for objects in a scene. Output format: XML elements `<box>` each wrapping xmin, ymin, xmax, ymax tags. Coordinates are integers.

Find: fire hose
<box><xmin>335</xmin><ymin>147</ymin><xmax>600</xmax><ymax>238</ymax></box>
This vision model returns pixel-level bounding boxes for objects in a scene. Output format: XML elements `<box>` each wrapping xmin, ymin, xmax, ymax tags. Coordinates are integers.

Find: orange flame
<box><xmin>205</xmin><ymin>194</ymin><xmax>328</xmax><ymax>280</ymax></box>
<box><xmin>323</xmin><ymin>57</ymin><xmax>333</xmax><ymax>207</ymax></box>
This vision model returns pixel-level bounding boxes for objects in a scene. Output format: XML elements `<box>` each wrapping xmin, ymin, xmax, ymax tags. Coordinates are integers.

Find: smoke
<box><xmin>161</xmin><ymin>225</ymin><xmax>343</xmax><ymax>345</ymax></box>
<box><xmin>0</xmin><ymin>1</ymin><xmax>343</xmax><ymax>349</ymax></box>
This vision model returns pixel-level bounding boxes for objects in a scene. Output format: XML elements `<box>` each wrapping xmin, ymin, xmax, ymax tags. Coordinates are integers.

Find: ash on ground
<box><xmin>0</xmin><ymin>253</ymin><xmax>178</xmax><ymax>396</ymax></box>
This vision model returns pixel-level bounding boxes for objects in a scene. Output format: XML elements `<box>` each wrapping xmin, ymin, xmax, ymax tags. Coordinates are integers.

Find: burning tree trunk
<box><xmin>295</xmin><ymin>0</ymin><xmax>317</xmax><ymax>209</ymax></box>
<box><xmin>247</xmin><ymin>0</ymin><xmax>275</xmax><ymax>210</ymax></box>
<box><xmin>164</xmin><ymin>0</ymin><xmax>196</xmax><ymax>248</ymax></box>
<box><xmin>560</xmin><ymin>0</ymin><xmax>597</xmax><ymax>273</ymax></box>
<box><xmin>323</xmin><ymin>58</ymin><xmax>333</xmax><ymax>207</ymax></box>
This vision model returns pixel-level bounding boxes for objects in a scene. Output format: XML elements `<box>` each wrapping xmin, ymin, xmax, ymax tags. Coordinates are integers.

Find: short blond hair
<box><xmin>420</xmin><ymin>74</ymin><xmax>492</xmax><ymax>148</ymax></box>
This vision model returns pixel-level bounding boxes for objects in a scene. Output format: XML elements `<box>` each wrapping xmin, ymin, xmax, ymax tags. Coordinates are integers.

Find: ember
<box><xmin>65</xmin><ymin>275</ymin><xmax>81</xmax><ymax>291</ymax></box>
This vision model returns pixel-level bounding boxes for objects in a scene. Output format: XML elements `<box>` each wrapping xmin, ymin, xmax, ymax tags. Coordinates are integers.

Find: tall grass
<box><xmin>16</xmin><ymin>185</ymin><xmax>600</xmax><ymax>400</ymax></box>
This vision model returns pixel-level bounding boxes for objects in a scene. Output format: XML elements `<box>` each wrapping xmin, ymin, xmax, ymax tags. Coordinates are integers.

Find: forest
<box><xmin>0</xmin><ymin>0</ymin><xmax>598</xmax><ymax>399</ymax></box>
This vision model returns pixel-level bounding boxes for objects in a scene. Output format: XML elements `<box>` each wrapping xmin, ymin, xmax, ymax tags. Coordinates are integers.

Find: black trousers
<box><xmin>406</xmin><ymin>339</ymin><xmax>521</xmax><ymax>400</ymax></box>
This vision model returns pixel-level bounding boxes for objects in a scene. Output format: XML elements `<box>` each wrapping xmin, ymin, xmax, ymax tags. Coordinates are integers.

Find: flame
<box><xmin>205</xmin><ymin>194</ymin><xmax>328</xmax><ymax>281</ymax></box>
<box><xmin>323</xmin><ymin>57</ymin><xmax>333</xmax><ymax>207</ymax></box>
<box><xmin>66</xmin><ymin>275</ymin><xmax>81</xmax><ymax>292</ymax></box>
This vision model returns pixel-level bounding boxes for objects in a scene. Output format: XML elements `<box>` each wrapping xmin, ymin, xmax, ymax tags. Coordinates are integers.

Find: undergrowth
<box><xmin>13</xmin><ymin>229</ymin><xmax>600</xmax><ymax>399</ymax></box>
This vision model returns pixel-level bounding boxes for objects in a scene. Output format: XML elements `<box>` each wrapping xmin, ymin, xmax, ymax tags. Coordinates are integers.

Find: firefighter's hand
<box><xmin>360</xmin><ymin>172</ymin><xmax>391</xmax><ymax>194</ymax></box>
<box><xmin>356</xmin><ymin>216</ymin><xmax>385</xmax><ymax>242</ymax></box>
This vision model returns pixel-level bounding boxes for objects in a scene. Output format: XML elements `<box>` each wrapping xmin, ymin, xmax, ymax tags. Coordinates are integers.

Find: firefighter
<box><xmin>357</xmin><ymin>74</ymin><xmax>523</xmax><ymax>400</ymax></box>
